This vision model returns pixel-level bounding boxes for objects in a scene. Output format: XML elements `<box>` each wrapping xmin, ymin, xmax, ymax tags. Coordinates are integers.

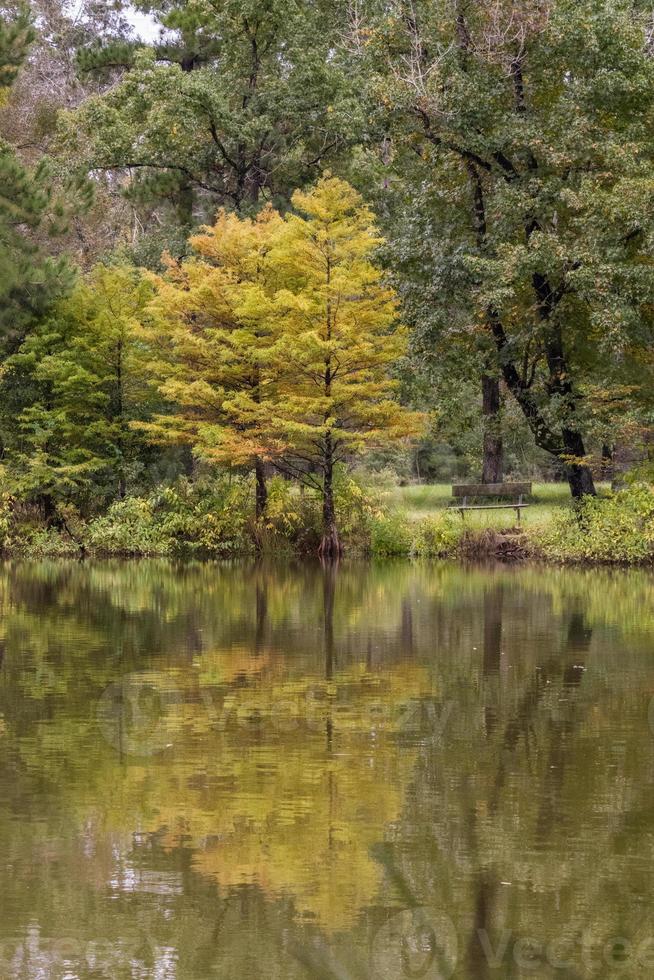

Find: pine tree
<box><xmin>0</xmin><ymin>4</ymin><xmax>75</xmax><ymax>354</ymax></box>
<box><xmin>143</xmin><ymin>179</ymin><xmax>420</xmax><ymax>547</ymax></box>
<box><xmin>67</xmin><ymin>0</ymin><xmax>354</xmax><ymax>245</ymax></box>
<box><xmin>66</xmin><ymin>0</ymin><xmax>355</xmax><ymax>512</ymax></box>
<box><xmin>0</xmin><ymin>2</ymin><xmax>33</xmax><ymax>89</ymax></box>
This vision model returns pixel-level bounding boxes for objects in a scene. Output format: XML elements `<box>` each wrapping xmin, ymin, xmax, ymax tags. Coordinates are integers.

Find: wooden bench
<box><xmin>451</xmin><ymin>482</ymin><xmax>532</xmax><ymax>522</ymax></box>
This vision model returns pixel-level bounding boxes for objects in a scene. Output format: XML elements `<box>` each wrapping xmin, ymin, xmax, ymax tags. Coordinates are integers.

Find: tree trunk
<box><xmin>39</xmin><ymin>492</ymin><xmax>57</xmax><ymax>526</ymax></box>
<box><xmin>319</xmin><ymin>445</ymin><xmax>342</xmax><ymax>560</ymax></box>
<box><xmin>486</xmin><ymin>309</ymin><xmax>597</xmax><ymax>500</ymax></box>
<box><xmin>481</xmin><ymin>374</ymin><xmax>504</xmax><ymax>484</ymax></box>
<box><xmin>465</xmin><ymin>155</ymin><xmax>595</xmax><ymax>502</ymax></box>
<box><xmin>562</xmin><ymin>428</ymin><xmax>596</xmax><ymax>500</ymax></box>
<box><xmin>255</xmin><ymin>457</ymin><xmax>267</xmax><ymax>521</ymax></box>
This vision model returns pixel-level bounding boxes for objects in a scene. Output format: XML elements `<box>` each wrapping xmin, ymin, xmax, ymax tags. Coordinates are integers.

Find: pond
<box><xmin>1</xmin><ymin>560</ymin><xmax>654</xmax><ymax>978</ymax></box>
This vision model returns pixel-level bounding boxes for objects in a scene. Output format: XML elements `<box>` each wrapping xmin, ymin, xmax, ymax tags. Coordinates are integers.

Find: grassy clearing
<box><xmin>382</xmin><ymin>482</ymin><xmax>613</xmax><ymax>529</ymax></box>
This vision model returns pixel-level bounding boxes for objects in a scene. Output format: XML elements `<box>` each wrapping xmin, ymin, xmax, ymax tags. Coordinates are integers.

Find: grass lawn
<box><xmin>383</xmin><ymin>481</ymin><xmax>612</xmax><ymax>529</ymax></box>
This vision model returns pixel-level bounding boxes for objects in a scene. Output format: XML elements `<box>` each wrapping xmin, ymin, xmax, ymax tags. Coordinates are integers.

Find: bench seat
<box><xmin>452</xmin><ymin>503</ymin><xmax>530</xmax><ymax>511</ymax></box>
<box><xmin>451</xmin><ymin>482</ymin><xmax>533</xmax><ymax>522</ymax></box>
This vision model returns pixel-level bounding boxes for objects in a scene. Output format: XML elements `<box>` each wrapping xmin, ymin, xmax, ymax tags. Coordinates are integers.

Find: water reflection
<box><xmin>1</xmin><ymin>560</ymin><xmax>654</xmax><ymax>977</ymax></box>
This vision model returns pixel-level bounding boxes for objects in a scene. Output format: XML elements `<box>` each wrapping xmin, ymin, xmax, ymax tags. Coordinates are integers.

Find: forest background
<box><xmin>2</xmin><ymin>0</ymin><xmax>654</xmax><ymax>561</ymax></box>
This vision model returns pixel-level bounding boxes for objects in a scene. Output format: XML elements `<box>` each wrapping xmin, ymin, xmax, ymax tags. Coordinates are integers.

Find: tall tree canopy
<box><xmin>64</xmin><ymin>0</ymin><xmax>355</xmax><ymax>261</ymax></box>
<box><xmin>140</xmin><ymin>206</ymin><xmax>284</xmax><ymax>519</ymax></box>
<box><xmin>357</xmin><ymin>0</ymin><xmax>654</xmax><ymax>496</ymax></box>
<box><xmin>0</xmin><ymin>3</ymin><xmax>84</xmax><ymax>352</ymax></box>
<box><xmin>262</xmin><ymin>177</ymin><xmax>422</xmax><ymax>555</ymax></box>
<box><xmin>143</xmin><ymin>177</ymin><xmax>421</xmax><ymax>552</ymax></box>
<box><xmin>5</xmin><ymin>265</ymin><xmax>158</xmax><ymax>512</ymax></box>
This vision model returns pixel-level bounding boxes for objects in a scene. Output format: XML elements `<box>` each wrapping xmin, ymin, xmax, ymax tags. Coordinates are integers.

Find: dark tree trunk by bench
<box><xmin>562</xmin><ymin>428</ymin><xmax>596</xmax><ymax>500</ymax></box>
<box><xmin>482</xmin><ymin>374</ymin><xmax>504</xmax><ymax>484</ymax></box>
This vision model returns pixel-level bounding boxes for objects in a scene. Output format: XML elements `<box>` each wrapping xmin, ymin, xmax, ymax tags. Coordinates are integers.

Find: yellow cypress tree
<box><xmin>140</xmin><ymin>206</ymin><xmax>284</xmax><ymax>519</ymax></box>
<box><xmin>265</xmin><ymin>176</ymin><xmax>423</xmax><ymax>556</ymax></box>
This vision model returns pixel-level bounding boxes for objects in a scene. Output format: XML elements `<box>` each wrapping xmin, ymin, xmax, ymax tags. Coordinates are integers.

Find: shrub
<box><xmin>257</xmin><ymin>476</ymin><xmax>306</xmax><ymax>552</ymax></box>
<box><xmin>333</xmin><ymin>469</ymin><xmax>377</xmax><ymax>551</ymax></box>
<box><xmin>0</xmin><ymin>493</ymin><xmax>15</xmax><ymax>551</ymax></box>
<box><xmin>369</xmin><ymin>510</ymin><xmax>462</xmax><ymax>558</ymax></box>
<box><xmin>369</xmin><ymin>511</ymin><xmax>414</xmax><ymax>556</ymax></box>
<box><xmin>539</xmin><ymin>484</ymin><xmax>654</xmax><ymax>564</ymax></box>
<box><xmin>87</xmin><ymin>497</ymin><xmax>168</xmax><ymax>556</ymax></box>
<box><xmin>412</xmin><ymin>513</ymin><xmax>461</xmax><ymax>557</ymax></box>
<box><xmin>258</xmin><ymin>468</ymin><xmax>379</xmax><ymax>554</ymax></box>
<box><xmin>87</xmin><ymin>476</ymin><xmax>255</xmax><ymax>557</ymax></box>
<box><xmin>154</xmin><ymin>477</ymin><xmax>252</xmax><ymax>556</ymax></box>
<box><xmin>23</xmin><ymin>527</ymin><xmax>84</xmax><ymax>559</ymax></box>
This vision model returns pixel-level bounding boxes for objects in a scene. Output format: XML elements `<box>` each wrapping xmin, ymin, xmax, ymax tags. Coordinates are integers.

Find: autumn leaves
<box><xmin>140</xmin><ymin>177</ymin><xmax>422</xmax><ymax>554</ymax></box>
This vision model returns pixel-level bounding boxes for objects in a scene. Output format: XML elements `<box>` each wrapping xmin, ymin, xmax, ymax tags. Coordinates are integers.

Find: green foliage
<box><xmin>86</xmin><ymin>477</ymin><xmax>254</xmax><ymax>557</ymax></box>
<box><xmin>23</xmin><ymin>526</ymin><xmax>84</xmax><ymax>560</ymax></box>
<box><xmin>0</xmin><ymin>3</ymin><xmax>33</xmax><ymax>90</ymax></box>
<box><xmin>3</xmin><ymin>265</ymin><xmax>159</xmax><ymax>511</ymax></box>
<box><xmin>369</xmin><ymin>510</ymin><xmax>461</xmax><ymax>559</ymax></box>
<box><xmin>0</xmin><ymin>491</ymin><xmax>15</xmax><ymax>551</ymax></box>
<box><xmin>0</xmin><ymin>7</ymin><xmax>83</xmax><ymax>355</ymax></box>
<box><xmin>139</xmin><ymin>207</ymin><xmax>285</xmax><ymax>470</ymax></box>
<box><xmin>369</xmin><ymin>511</ymin><xmax>415</xmax><ymax>557</ymax></box>
<box><xmin>153</xmin><ymin>478</ymin><xmax>253</xmax><ymax>556</ymax></box>
<box><xmin>411</xmin><ymin>513</ymin><xmax>461</xmax><ymax>558</ymax></box>
<box><xmin>67</xmin><ymin>0</ymin><xmax>353</xmax><ymax>250</ymax></box>
<box><xmin>255</xmin><ymin>469</ymin><xmax>381</xmax><ymax>555</ymax></box>
<box><xmin>86</xmin><ymin>497</ymin><xmax>166</xmax><ymax>556</ymax></box>
<box><xmin>262</xmin><ymin>178</ymin><xmax>422</xmax><ymax>466</ymax></box>
<box><xmin>141</xmin><ymin>177</ymin><xmax>421</xmax><ymax>549</ymax></box>
<box><xmin>540</xmin><ymin>484</ymin><xmax>654</xmax><ymax>563</ymax></box>
<box><xmin>356</xmin><ymin>0</ymin><xmax>654</xmax><ymax>491</ymax></box>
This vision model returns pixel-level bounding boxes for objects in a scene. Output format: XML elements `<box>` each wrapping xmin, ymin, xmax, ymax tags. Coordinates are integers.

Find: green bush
<box><xmin>369</xmin><ymin>510</ymin><xmax>462</xmax><ymax>558</ymax></box>
<box><xmin>154</xmin><ymin>477</ymin><xmax>252</xmax><ymax>556</ymax></box>
<box><xmin>87</xmin><ymin>497</ymin><xmax>168</xmax><ymax>556</ymax></box>
<box><xmin>539</xmin><ymin>484</ymin><xmax>654</xmax><ymax>564</ymax></box>
<box><xmin>257</xmin><ymin>476</ymin><xmax>315</xmax><ymax>553</ymax></box>
<box><xmin>333</xmin><ymin>469</ymin><xmax>378</xmax><ymax>551</ymax></box>
<box><xmin>369</xmin><ymin>511</ymin><xmax>415</xmax><ymax>556</ymax></box>
<box><xmin>412</xmin><ymin>513</ymin><xmax>461</xmax><ymax>557</ymax></box>
<box><xmin>257</xmin><ymin>468</ymin><xmax>379</xmax><ymax>554</ymax></box>
<box><xmin>0</xmin><ymin>492</ymin><xmax>15</xmax><ymax>551</ymax></box>
<box><xmin>23</xmin><ymin>527</ymin><xmax>84</xmax><ymax>559</ymax></box>
<box><xmin>86</xmin><ymin>476</ymin><xmax>255</xmax><ymax>557</ymax></box>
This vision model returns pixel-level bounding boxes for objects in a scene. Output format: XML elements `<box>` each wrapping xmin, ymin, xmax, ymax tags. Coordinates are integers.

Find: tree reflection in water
<box><xmin>0</xmin><ymin>560</ymin><xmax>653</xmax><ymax>978</ymax></box>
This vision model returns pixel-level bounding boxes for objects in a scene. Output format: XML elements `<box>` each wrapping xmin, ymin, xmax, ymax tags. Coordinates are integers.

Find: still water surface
<box><xmin>1</xmin><ymin>560</ymin><xmax>654</xmax><ymax>978</ymax></box>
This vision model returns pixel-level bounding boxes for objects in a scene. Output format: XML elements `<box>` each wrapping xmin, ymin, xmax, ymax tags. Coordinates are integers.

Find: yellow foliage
<box><xmin>142</xmin><ymin>178</ymin><xmax>423</xmax><ymax>481</ymax></box>
<box><xmin>140</xmin><ymin>207</ymin><xmax>286</xmax><ymax>466</ymax></box>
